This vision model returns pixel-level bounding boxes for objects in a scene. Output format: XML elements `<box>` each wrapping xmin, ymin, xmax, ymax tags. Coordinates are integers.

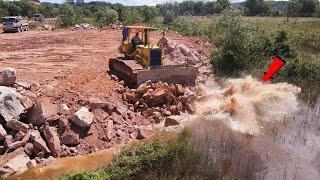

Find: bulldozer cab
<box><xmin>120</xmin><ymin>26</ymin><xmax>156</xmax><ymax>54</ymax></box>
<box><xmin>120</xmin><ymin>26</ymin><xmax>164</xmax><ymax>68</ymax></box>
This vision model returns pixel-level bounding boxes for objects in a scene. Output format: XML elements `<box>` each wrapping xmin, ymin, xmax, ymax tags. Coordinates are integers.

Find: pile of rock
<box><xmin>158</xmin><ymin>36</ymin><xmax>213</xmax><ymax>83</ymax></box>
<box><xmin>74</xmin><ymin>23</ymin><xmax>95</xmax><ymax>31</ymax></box>
<box><xmin>41</xmin><ymin>24</ymin><xmax>54</xmax><ymax>31</ymax></box>
<box><xmin>0</xmin><ymin>67</ymin><xmax>98</xmax><ymax>177</ymax></box>
<box><xmin>122</xmin><ymin>81</ymin><xmax>197</xmax><ymax>124</ymax></box>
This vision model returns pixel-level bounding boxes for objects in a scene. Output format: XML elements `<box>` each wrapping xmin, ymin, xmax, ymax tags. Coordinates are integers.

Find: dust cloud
<box><xmin>192</xmin><ymin>76</ymin><xmax>301</xmax><ymax>135</ymax></box>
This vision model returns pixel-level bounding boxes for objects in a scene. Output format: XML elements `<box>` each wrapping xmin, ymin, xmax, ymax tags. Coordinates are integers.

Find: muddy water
<box><xmin>188</xmin><ymin>75</ymin><xmax>320</xmax><ymax>179</ymax></box>
<box><xmin>192</xmin><ymin>75</ymin><xmax>301</xmax><ymax>135</ymax></box>
<box><xmin>8</xmin><ymin>148</ymin><xmax>118</xmax><ymax>180</ymax></box>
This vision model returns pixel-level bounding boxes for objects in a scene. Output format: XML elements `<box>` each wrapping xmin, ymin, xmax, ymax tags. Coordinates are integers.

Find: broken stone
<box><xmin>111</xmin><ymin>113</ymin><xmax>123</xmax><ymax>124</ymax></box>
<box><xmin>0</xmin><ymin>68</ymin><xmax>16</xmax><ymax>87</ymax></box>
<box><xmin>60</xmin><ymin>104</ymin><xmax>70</xmax><ymax>111</ymax></box>
<box><xmin>0</xmin><ymin>124</ymin><xmax>7</xmax><ymax>141</ymax></box>
<box><xmin>0</xmin><ymin>86</ymin><xmax>25</xmax><ymax>122</ymax></box>
<box><xmin>0</xmin><ymin>146</ymin><xmax>5</xmax><ymax>155</ymax></box>
<box><xmin>28</xmin><ymin>100</ymin><xmax>58</xmax><ymax>126</ymax></box>
<box><xmin>43</xmin><ymin>124</ymin><xmax>61</xmax><ymax>157</ymax></box>
<box><xmin>110</xmin><ymin>74</ymin><xmax>118</xmax><ymax>81</ymax></box>
<box><xmin>116</xmin><ymin>106</ymin><xmax>128</xmax><ymax>116</ymax></box>
<box><xmin>136</xmin><ymin>83</ymin><xmax>148</xmax><ymax>94</ymax></box>
<box><xmin>14</xmin><ymin>131</ymin><xmax>25</xmax><ymax>141</ymax></box>
<box><xmin>58</xmin><ymin>117</ymin><xmax>69</xmax><ymax>129</ymax></box>
<box><xmin>42</xmin><ymin>156</ymin><xmax>56</xmax><ymax>166</ymax></box>
<box><xmin>106</xmin><ymin>120</ymin><xmax>114</xmax><ymax>141</ymax></box>
<box><xmin>33</xmin><ymin>133</ymin><xmax>51</xmax><ymax>154</ymax></box>
<box><xmin>185</xmin><ymin>102</ymin><xmax>196</xmax><ymax>114</ymax></box>
<box><xmin>0</xmin><ymin>148</ymin><xmax>31</xmax><ymax>176</ymax></box>
<box><xmin>70</xmin><ymin>107</ymin><xmax>94</xmax><ymax>128</ymax></box>
<box><xmin>135</xmin><ymin>128</ymin><xmax>155</xmax><ymax>140</ymax></box>
<box><xmin>92</xmin><ymin>108</ymin><xmax>109</xmax><ymax>122</ymax></box>
<box><xmin>20</xmin><ymin>96</ymin><xmax>34</xmax><ymax>111</ymax></box>
<box><xmin>60</xmin><ymin>129</ymin><xmax>80</xmax><ymax>146</ymax></box>
<box><xmin>175</xmin><ymin>84</ymin><xmax>184</xmax><ymax>95</ymax></box>
<box><xmin>4</xmin><ymin>135</ymin><xmax>13</xmax><ymax>147</ymax></box>
<box><xmin>88</xmin><ymin>98</ymin><xmax>109</xmax><ymax>110</ymax></box>
<box><xmin>24</xmin><ymin>143</ymin><xmax>34</xmax><ymax>156</ymax></box>
<box><xmin>6</xmin><ymin>120</ymin><xmax>29</xmax><ymax>133</ymax></box>
<box><xmin>7</xmin><ymin>141</ymin><xmax>26</xmax><ymax>150</ymax></box>
<box><xmin>26</xmin><ymin>160</ymin><xmax>37</xmax><ymax>168</ymax></box>
<box><xmin>165</xmin><ymin>115</ymin><xmax>182</xmax><ymax>127</ymax></box>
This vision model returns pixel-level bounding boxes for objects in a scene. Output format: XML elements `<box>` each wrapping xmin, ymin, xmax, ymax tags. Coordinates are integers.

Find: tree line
<box><xmin>0</xmin><ymin>0</ymin><xmax>320</xmax><ymax>27</ymax></box>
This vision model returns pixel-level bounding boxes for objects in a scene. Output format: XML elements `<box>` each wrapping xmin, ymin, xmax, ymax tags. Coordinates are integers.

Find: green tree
<box><xmin>58</xmin><ymin>3</ymin><xmax>76</xmax><ymax>27</ymax></box>
<box><xmin>121</xmin><ymin>8</ymin><xmax>144</xmax><ymax>25</ymax></box>
<box><xmin>287</xmin><ymin>0</ymin><xmax>319</xmax><ymax>17</ymax></box>
<box><xmin>94</xmin><ymin>9</ymin><xmax>118</xmax><ymax>27</ymax></box>
<box><xmin>315</xmin><ymin>4</ymin><xmax>320</xmax><ymax>17</ymax></box>
<box><xmin>142</xmin><ymin>6</ymin><xmax>158</xmax><ymax>22</ymax></box>
<box><xmin>244</xmin><ymin>0</ymin><xmax>272</xmax><ymax>16</ymax></box>
<box><xmin>163</xmin><ymin>10</ymin><xmax>176</xmax><ymax>24</ymax></box>
<box><xmin>211</xmin><ymin>10</ymin><xmax>250</xmax><ymax>76</ymax></box>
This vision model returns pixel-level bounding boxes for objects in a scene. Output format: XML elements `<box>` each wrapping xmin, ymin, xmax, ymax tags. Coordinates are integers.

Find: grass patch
<box><xmin>62</xmin><ymin>121</ymin><xmax>263</xmax><ymax>180</ymax></box>
<box><xmin>61</xmin><ymin>130</ymin><xmax>201</xmax><ymax>180</ymax></box>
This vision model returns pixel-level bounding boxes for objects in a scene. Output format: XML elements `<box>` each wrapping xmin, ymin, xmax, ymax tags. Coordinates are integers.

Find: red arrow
<box><xmin>263</xmin><ymin>56</ymin><xmax>286</xmax><ymax>82</ymax></box>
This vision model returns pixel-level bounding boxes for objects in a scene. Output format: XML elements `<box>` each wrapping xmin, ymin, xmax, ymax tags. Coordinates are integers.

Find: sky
<box><xmin>39</xmin><ymin>0</ymin><xmax>246</xmax><ymax>6</ymax></box>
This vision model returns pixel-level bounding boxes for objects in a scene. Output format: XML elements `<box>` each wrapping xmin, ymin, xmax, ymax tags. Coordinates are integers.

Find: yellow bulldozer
<box><xmin>109</xmin><ymin>26</ymin><xmax>197</xmax><ymax>87</ymax></box>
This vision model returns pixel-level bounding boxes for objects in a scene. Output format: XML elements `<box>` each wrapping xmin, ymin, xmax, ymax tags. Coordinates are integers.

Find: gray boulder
<box><xmin>28</xmin><ymin>100</ymin><xmax>58</xmax><ymax>126</ymax></box>
<box><xmin>70</xmin><ymin>107</ymin><xmax>94</xmax><ymax>128</ymax></box>
<box><xmin>43</xmin><ymin>125</ymin><xmax>61</xmax><ymax>157</ymax></box>
<box><xmin>0</xmin><ymin>86</ymin><xmax>25</xmax><ymax>122</ymax></box>
<box><xmin>6</xmin><ymin>120</ymin><xmax>29</xmax><ymax>133</ymax></box>
<box><xmin>0</xmin><ymin>124</ymin><xmax>7</xmax><ymax>141</ymax></box>
<box><xmin>0</xmin><ymin>68</ymin><xmax>16</xmax><ymax>87</ymax></box>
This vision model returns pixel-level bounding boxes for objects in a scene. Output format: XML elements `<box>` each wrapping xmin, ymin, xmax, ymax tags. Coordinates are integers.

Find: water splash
<box><xmin>193</xmin><ymin>76</ymin><xmax>301</xmax><ymax>135</ymax></box>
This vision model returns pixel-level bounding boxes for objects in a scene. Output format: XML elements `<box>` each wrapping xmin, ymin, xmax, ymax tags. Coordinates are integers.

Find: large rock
<box><xmin>0</xmin><ymin>148</ymin><xmax>30</xmax><ymax>177</ymax></box>
<box><xmin>6</xmin><ymin>120</ymin><xmax>29</xmax><ymax>133</ymax></box>
<box><xmin>106</xmin><ymin>120</ymin><xmax>114</xmax><ymax>141</ymax></box>
<box><xmin>60</xmin><ymin>129</ymin><xmax>79</xmax><ymax>146</ymax></box>
<box><xmin>32</xmin><ymin>130</ymin><xmax>51</xmax><ymax>154</ymax></box>
<box><xmin>71</xmin><ymin>107</ymin><xmax>94</xmax><ymax>128</ymax></box>
<box><xmin>0</xmin><ymin>86</ymin><xmax>25</xmax><ymax>122</ymax></box>
<box><xmin>0</xmin><ymin>124</ymin><xmax>7</xmax><ymax>141</ymax></box>
<box><xmin>135</xmin><ymin>128</ymin><xmax>155</xmax><ymax>140</ymax></box>
<box><xmin>24</xmin><ymin>143</ymin><xmax>35</xmax><ymax>156</ymax></box>
<box><xmin>0</xmin><ymin>68</ymin><xmax>16</xmax><ymax>87</ymax></box>
<box><xmin>43</xmin><ymin>124</ymin><xmax>61</xmax><ymax>157</ymax></box>
<box><xmin>28</xmin><ymin>100</ymin><xmax>58</xmax><ymax>126</ymax></box>
<box><xmin>136</xmin><ymin>83</ymin><xmax>148</xmax><ymax>94</ymax></box>
<box><xmin>165</xmin><ymin>115</ymin><xmax>182</xmax><ymax>127</ymax></box>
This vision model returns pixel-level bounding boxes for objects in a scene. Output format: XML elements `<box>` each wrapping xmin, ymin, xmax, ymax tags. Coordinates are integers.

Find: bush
<box><xmin>210</xmin><ymin>10</ymin><xmax>251</xmax><ymax>76</ymax></box>
<box><xmin>163</xmin><ymin>10</ymin><xmax>176</xmax><ymax>24</ymax></box>
<box><xmin>314</xmin><ymin>4</ymin><xmax>320</xmax><ymax>17</ymax></box>
<box><xmin>94</xmin><ymin>9</ymin><xmax>118</xmax><ymax>27</ymax></box>
<box><xmin>58</xmin><ymin>3</ymin><xmax>76</xmax><ymax>27</ymax></box>
<box><xmin>61</xmin><ymin>130</ymin><xmax>201</xmax><ymax>180</ymax></box>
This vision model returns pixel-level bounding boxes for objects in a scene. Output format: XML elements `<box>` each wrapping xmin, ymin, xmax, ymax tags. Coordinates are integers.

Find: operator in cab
<box><xmin>131</xmin><ymin>32</ymin><xmax>142</xmax><ymax>50</ymax></box>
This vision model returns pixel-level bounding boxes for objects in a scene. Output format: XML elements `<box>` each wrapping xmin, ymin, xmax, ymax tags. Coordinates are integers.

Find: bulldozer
<box><xmin>109</xmin><ymin>26</ymin><xmax>198</xmax><ymax>87</ymax></box>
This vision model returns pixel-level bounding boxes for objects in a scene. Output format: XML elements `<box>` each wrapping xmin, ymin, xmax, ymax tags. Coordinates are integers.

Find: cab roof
<box><xmin>124</xmin><ymin>26</ymin><xmax>158</xmax><ymax>30</ymax></box>
<box><xmin>2</xmin><ymin>16</ymin><xmax>19</xmax><ymax>19</ymax></box>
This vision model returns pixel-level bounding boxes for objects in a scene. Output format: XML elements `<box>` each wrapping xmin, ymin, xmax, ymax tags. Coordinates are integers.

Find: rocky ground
<box><xmin>0</xmin><ymin>29</ymin><xmax>212</xmax><ymax>177</ymax></box>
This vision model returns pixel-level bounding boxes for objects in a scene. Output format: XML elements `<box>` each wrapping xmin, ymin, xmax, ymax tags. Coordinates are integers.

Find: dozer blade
<box><xmin>109</xmin><ymin>57</ymin><xmax>198</xmax><ymax>87</ymax></box>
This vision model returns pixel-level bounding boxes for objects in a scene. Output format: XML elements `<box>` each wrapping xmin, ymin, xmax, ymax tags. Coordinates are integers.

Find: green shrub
<box><xmin>58</xmin><ymin>3</ymin><xmax>76</xmax><ymax>27</ymax></box>
<box><xmin>61</xmin><ymin>130</ymin><xmax>201</xmax><ymax>180</ymax></box>
<box><xmin>210</xmin><ymin>10</ymin><xmax>252</xmax><ymax>76</ymax></box>
<box><xmin>94</xmin><ymin>9</ymin><xmax>118</xmax><ymax>28</ymax></box>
